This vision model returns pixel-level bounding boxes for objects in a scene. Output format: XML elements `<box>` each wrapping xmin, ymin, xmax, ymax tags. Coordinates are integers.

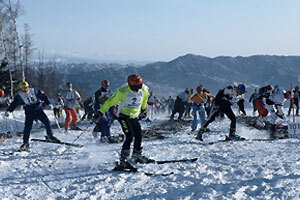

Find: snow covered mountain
<box><xmin>53</xmin><ymin>54</ymin><xmax>300</xmax><ymax>97</ymax></box>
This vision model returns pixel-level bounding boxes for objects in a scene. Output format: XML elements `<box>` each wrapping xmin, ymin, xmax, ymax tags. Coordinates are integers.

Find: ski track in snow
<box><xmin>0</xmin><ymin>109</ymin><xmax>300</xmax><ymax>200</ymax></box>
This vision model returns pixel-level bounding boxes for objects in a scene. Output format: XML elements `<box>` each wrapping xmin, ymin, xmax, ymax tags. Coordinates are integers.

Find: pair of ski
<box><xmin>113</xmin><ymin>157</ymin><xmax>198</xmax><ymax>176</ymax></box>
<box><xmin>1</xmin><ymin>138</ymin><xmax>83</xmax><ymax>156</ymax></box>
<box><xmin>204</xmin><ymin>137</ymin><xmax>288</xmax><ymax>145</ymax></box>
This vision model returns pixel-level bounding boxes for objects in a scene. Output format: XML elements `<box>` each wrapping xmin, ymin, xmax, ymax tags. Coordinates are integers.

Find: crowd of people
<box><xmin>0</xmin><ymin>77</ymin><xmax>296</xmax><ymax>170</ymax></box>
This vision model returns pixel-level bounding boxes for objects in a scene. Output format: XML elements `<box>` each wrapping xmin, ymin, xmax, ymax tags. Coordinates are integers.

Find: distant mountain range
<box><xmin>47</xmin><ymin>54</ymin><xmax>300</xmax><ymax>99</ymax></box>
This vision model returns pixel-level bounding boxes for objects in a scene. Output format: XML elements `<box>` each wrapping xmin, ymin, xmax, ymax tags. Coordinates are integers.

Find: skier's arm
<box><xmin>74</xmin><ymin>90</ymin><xmax>81</xmax><ymax>101</ymax></box>
<box><xmin>94</xmin><ymin>91</ymin><xmax>101</xmax><ymax>110</ymax></box>
<box><xmin>249</xmin><ymin>94</ymin><xmax>254</xmax><ymax>103</ymax></box>
<box><xmin>36</xmin><ymin>89</ymin><xmax>51</xmax><ymax>105</ymax></box>
<box><xmin>7</xmin><ymin>95</ymin><xmax>23</xmax><ymax>112</ymax></box>
<box><xmin>206</xmin><ymin>93</ymin><xmax>215</xmax><ymax>99</ymax></box>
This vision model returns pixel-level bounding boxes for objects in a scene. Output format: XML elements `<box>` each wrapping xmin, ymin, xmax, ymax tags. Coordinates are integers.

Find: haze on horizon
<box><xmin>19</xmin><ymin>0</ymin><xmax>300</xmax><ymax>62</ymax></box>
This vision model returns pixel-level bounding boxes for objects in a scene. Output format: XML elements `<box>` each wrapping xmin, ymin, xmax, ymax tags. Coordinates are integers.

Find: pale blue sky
<box><xmin>19</xmin><ymin>0</ymin><xmax>300</xmax><ymax>62</ymax></box>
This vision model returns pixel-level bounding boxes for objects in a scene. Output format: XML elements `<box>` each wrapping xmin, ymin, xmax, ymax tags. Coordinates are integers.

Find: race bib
<box><xmin>19</xmin><ymin>89</ymin><xmax>38</xmax><ymax>105</ymax></box>
<box><xmin>125</xmin><ymin>91</ymin><xmax>142</xmax><ymax>108</ymax></box>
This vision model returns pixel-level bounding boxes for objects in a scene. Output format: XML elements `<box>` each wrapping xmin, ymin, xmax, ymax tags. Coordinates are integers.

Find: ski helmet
<box><xmin>101</xmin><ymin>80</ymin><xmax>110</xmax><ymax>87</ymax></box>
<box><xmin>66</xmin><ymin>82</ymin><xmax>72</xmax><ymax>87</ymax></box>
<box><xmin>19</xmin><ymin>81</ymin><xmax>29</xmax><ymax>89</ymax></box>
<box><xmin>237</xmin><ymin>84</ymin><xmax>246</xmax><ymax>94</ymax></box>
<box><xmin>267</xmin><ymin>85</ymin><xmax>272</xmax><ymax>91</ymax></box>
<box><xmin>0</xmin><ymin>89</ymin><xmax>4</xmax><ymax>97</ymax></box>
<box><xmin>196</xmin><ymin>86</ymin><xmax>203</xmax><ymax>93</ymax></box>
<box><xmin>295</xmin><ymin>86</ymin><xmax>299</xmax><ymax>91</ymax></box>
<box><xmin>127</xmin><ymin>74</ymin><xmax>143</xmax><ymax>92</ymax></box>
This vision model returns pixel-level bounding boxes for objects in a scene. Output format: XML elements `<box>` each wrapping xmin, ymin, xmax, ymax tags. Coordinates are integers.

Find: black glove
<box><xmin>92</xmin><ymin>112</ymin><xmax>104</xmax><ymax>123</ymax></box>
<box><xmin>139</xmin><ymin>109</ymin><xmax>147</xmax><ymax>120</ymax></box>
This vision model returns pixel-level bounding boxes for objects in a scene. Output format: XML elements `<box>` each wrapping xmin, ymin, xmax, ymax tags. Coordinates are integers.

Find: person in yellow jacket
<box><xmin>190</xmin><ymin>85</ymin><xmax>215</xmax><ymax>131</ymax></box>
<box><xmin>94</xmin><ymin>74</ymin><xmax>153</xmax><ymax>171</ymax></box>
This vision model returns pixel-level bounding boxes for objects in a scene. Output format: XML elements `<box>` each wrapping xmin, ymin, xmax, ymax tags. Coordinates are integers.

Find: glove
<box><xmin>4</xmin><ymin>111</ymin><xmax>10</xmax><ymax>117</ymax></box>
<box><xmin>92</xmin><ymin>112</ymin><xmax>104</xmax><ymax>123</ymax></box>
<box><xmin>139</xmin><ymin>109</ymin><xmax>147</xmax><ymax>120</ymax></box>
<box><xmin>48</xmin><ymin>104</ymin><xmax>54</xmax><ymax>109</ymax></box>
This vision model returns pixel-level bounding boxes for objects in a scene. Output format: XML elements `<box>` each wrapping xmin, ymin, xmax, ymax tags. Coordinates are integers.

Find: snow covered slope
<box><xmin>1</xmin><ymin>109</ymin><xmax>300</xmax><ymax>199</ymax></box>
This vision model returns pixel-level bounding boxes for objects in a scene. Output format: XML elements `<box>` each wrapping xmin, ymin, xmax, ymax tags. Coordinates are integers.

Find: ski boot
<box><xmin>131</xmin><ymin>148</ymin><xmax>155</xmax><ymax>164</ymax></box>
<box><xmin>70</xmin><ymin>125</ymin><xmax>82</xmax><ymax>131</ymax></box>
<box><xmin>113</xmin><ymin>150</ymin><xmax>137</xmax><ymax>172</ymax></box>
<box><xmin>195</xmin><ymin>127</ymin><xmax>205</xmax><ymax>141</ymax></box>
<box><xmin>19</xmin><ymin>143</ymin><xmax>30</xmax><ymax>151</ymax></box>
<box><xmin>45</xmin><ymin>135</ymin><xmax>61</xmax><ymax>143</ymax></box>
<box><xmin>226</xmin><ymin>129</ymin><xmax>245</xmax><ymax>141</ymax></box>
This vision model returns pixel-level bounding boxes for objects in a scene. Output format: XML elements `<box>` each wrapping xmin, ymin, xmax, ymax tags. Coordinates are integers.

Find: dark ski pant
<box><xmin>118</xmin><ymin>116</ymin><xmax>142</xmax><ymax>151</ymax></box>
<box><xmin>170</xmin><ymin>98</ymin><xmax>185</xmax><ymax>120</ymax></box>
<box><xmin>202</xmin><ymin>101</ymin><xmax>236</xmax><ymax>133</ymax></box>
<box><xmin>93</xmin><ymin>116</ymin><xmax>111</xmax><ymax>138</ymax></box>
<box><xmin>23</xmin><ymin>109</ymin><xmax>53</xmax><ymax>143</ymax></box>
<box><xmin>288</xmin><ymin>98</ymin><xmax>299</xmax><ymax>116</ymax></box>
<box><xmin>237</xmin><ymin>99</ymin><xmax>246</xmax><ymax>115</ymax></box>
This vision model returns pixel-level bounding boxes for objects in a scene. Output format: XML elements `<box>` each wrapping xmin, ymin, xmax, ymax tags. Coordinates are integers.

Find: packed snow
<box><xmin>0</xmin><ymin>108</ymin><xmax>300</xmax><ymax>200</ymax></box>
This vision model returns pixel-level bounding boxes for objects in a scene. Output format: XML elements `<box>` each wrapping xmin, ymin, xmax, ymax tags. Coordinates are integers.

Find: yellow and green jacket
<box><xmin>99</xmin><ymin>84</ymin><xmax>149</xmax><ymax>119</ymax></box>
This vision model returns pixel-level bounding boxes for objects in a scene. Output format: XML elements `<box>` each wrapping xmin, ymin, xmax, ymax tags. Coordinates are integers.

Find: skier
<box><xmin>170</xmin><ymin>89</ymin><xmax>189</xmax><ymax>121</ymax></box>
<box><xmin>184</xmin><ymin>88</ymin><xmax>194</xmax><ymax>119</ymax></box>
<box><xmin>81</xmin><ymin>96</ymin><xmax>95</xmax><ymax>121</ymax></box>
<box><xmin>190</xmin><ymin>85</ymin><xmax>215</xmax><ymax>131</ymax></box>
<box><xmin>52</xmin><ymin>97</ymin><xmax>64</xmax><ymax>121</ymax></box>
<box><xmin>166</xmin><ymin>96</ymin><xmax>175</xmax><ymax>115</ymax></box>
<box><xmin>255</xmin><ymin>85</ymin><xmax>273</xmax><ymax>127</ymax></box>
<box><xmin>5</xmin><ymin>81</ymin><xmax>60</xmax><ymax>151</ymax></box>
<box><xmin>94</xmin><ymin>74</ymin><xmax>153</xmax><ymax>170</ymax></box>
<box><xmin>62</xmin><ymin>82</ymin><xmax>82</xmax><ymax>131</ymax></box>
<box><xmin>196</xmin><ymin>84</ymin><xmax>247</xmax><ymax>141</ymax></box>
<box><xmin>237</xmin><ymin>94</ymin><xmax>246</xmax><ymax>115</ymax></box>
<box><xmin>147</xmin><ymin>91</ymin><xmax>156</xmax><ymax>119</ymax></box>
<box><xmin>93</xmin><ymin>80</ymin><xmax>114</xmax><ymax>142</ymax></box>
<box><xmin>266</xmin><ymin>88</ymin><xmax>292</xmax><ymax>131</ymax></box>
<box><xmin>288</xmin><ymin>86</ymin><xmax>300</xmax><ymax>116</ymax></box>
<box><xmin>249</xmin><ymin>89</ymin><xmax>259</xmax><ymax>116</ymax></box>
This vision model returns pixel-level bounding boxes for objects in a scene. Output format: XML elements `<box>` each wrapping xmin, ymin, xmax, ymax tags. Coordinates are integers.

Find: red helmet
<box><xmin>101</xmin><ymin>80</ymin><xmax>110</xmax><ymax>87</ymax></box>
<box><xmin>127</xmin><ymin>74</ymin><xmax>143</xmax><ymax>91</ymax></box>
<box><xmin>267</xmin><ymin>85</ymin><xmax>272</xmax><ymax>90</ymax></box>
<box><xmin>128</xmin><ymin>74</ymin><xmax>142</xmax><ymax>86</ymax></box>
<box><xmin>0</xmin><ymin>89</ymin><xmax>4</xmax><ymax>97</ymax></box>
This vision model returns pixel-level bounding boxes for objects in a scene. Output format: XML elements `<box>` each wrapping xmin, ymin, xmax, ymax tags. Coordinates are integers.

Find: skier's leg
<box><xmin>223</xmin><ymin>106</ymin><xmax>236</xmax><ymax>135</ymax></box>
<box><xmin>23</xmin><ymin>113</ymin><xmax>35</xmax><ymax>144</ymax></box>
<box><xmin>191</xmin><ymin>106</ymin><xmax>198</xmax><ymax>131</ymax></box>
<box><xmin>64</xmin><ymin>108</ymin><xmax>72</xmax><ymax>129</ymax></box>
<box><xmin>199</xmin><ymin>105</ymin><xmax>206</xmax><ymax>126</ymax></box>
<box><xmin>118</xmin><ymin>117</ymin><xmax>133</xmax><ymax>151</ymax></box>
<box><xmin>70</xmin><ymin>108</ymin><xmax>78</xmax><ymax>126</ymax></box>
<box><xmin>37</xmin><ymin>110</ymin><xmax>53</xmax><ymax>136</ymax></box>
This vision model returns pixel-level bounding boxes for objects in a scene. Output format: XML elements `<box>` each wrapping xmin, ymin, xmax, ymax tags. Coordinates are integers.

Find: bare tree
<box><xmin>3</xmin><ymin>0</ymin><xmax>25</xmax><ymax>81</ymax></box>
<box><xmin>37</xmin><ymin>50</ymin><xmax>45</xmax><ymax>91</ymax></box>
<box><xmin>22</xmin><ymin>23</ymin><xmax>34</xmax><ymax>79</ymax></box>
<box><xmin>0</xmin><ymin>3</ymin><xmax>16</xmax><ymax>97</ymax></box>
